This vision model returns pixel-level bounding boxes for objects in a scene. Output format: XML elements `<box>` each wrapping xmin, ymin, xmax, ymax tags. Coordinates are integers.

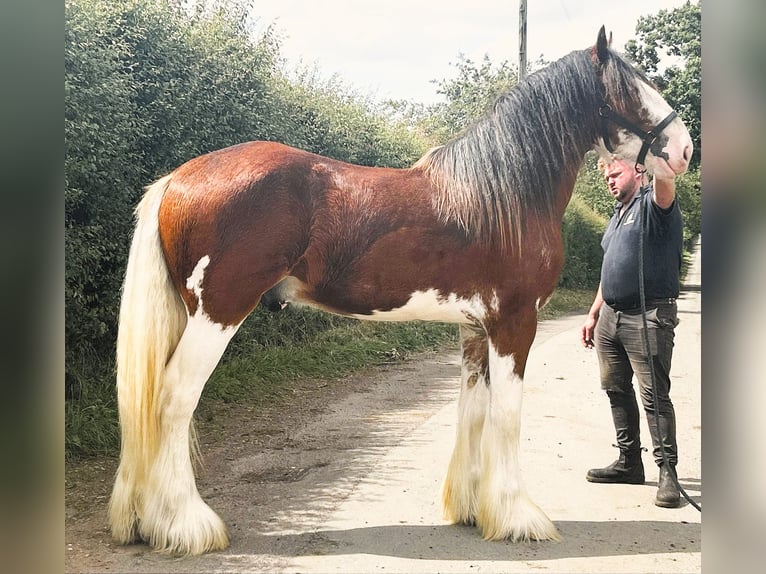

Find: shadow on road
<box><xmin>223</xmin><ymin>519</ymin><xmax>700</xmax><ymax>563</ymax></box>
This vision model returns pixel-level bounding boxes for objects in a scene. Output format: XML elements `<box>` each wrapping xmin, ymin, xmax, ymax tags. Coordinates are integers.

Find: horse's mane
<box><xmin>415</xmin><ymin>46</ymin><xmax>645</xmax><ymax>250</ymax></box>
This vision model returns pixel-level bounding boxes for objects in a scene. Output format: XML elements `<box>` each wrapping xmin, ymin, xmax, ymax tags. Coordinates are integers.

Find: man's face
<box><xmin>603</xmin><ymin>160</ymin><xmax>640</xmax><ymax>204</ymax></box>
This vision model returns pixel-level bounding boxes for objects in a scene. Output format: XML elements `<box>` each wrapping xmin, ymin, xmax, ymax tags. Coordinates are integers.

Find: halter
<box><xmin>598</xmin><ymin>104</ymin><xmax>678</xmax><ymax>173</ymax></box>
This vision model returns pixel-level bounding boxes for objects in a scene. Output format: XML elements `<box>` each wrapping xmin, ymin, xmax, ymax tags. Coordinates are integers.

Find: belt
<box><xmin>608</xmin><ymin>298</ymin><xmax>676</xmax><ymax>313</ymax></box>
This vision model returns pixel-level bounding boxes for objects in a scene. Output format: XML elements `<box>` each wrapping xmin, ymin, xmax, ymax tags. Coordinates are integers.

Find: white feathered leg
<box><xmin>476</xmin><ymin>340</ymin><xmax>560</xmax><ymax>542</ymax></box>
<box><xmin>443</xmin><ymin>324</ymin><xmax>490</xmax><ymax>525</ymax></box>
<box><xmin>137</xmin><ymin>312</ymin><xmax>238</xmax><ymax>555</ymax></box>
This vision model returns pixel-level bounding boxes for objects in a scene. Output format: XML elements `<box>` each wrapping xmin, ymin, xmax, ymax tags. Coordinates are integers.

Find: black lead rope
<box><xmin>638</xmin><ymin>189</ymin><xmax>702</xmax><ymax>512</ymax></box>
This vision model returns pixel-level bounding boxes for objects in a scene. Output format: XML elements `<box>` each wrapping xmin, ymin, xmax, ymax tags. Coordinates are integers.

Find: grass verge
<box><xmin>538</xmin><ymin>287</ymin><xmax>595</xmax><ymax>320</ymax></box>
<box><xmin>204</xmin><ymin>316</ymin><xmax>459</xmax><ymax>405</ymax></box>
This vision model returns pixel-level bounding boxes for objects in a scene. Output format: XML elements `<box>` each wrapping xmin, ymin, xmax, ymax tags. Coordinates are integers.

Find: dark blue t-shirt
<box><xmin>600</xmin><ymin>186</ymin><xmax>683</xmax><ymax>310</ymax></box>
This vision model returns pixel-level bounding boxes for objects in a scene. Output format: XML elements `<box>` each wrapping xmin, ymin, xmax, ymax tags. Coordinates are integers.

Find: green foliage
<box><xmin>625</xmin><ymin>0</ymin><xmax>701</xmax><ymax>168</ymax></box>
<box><xmin>538</xmin><ymin>288</ymin><xmax>599</xmax><ymax>321</ymax></box>
<box><xmin>675</xmin><ymin>166</ymin><xmax>702</xmax><ymax>247</ymax></box>
<box><xmin>423</xmin><ymin>54</ymin><xmax>519</xmax><ymax>141</ymax></box>
<box><xmin>65</xmin><ymin>0</ymin><xmax>145</xmax><ymax>366</ymax></box>
<box><xmin>559</xmin><ymin>194</ymin><xmax>608</xmax><ymax>289</ymax></box>
<box><xmin>65</xmin><ymin>364</ymin><xmax>120</xmax><ymax>457</ymax></box>
<box><xmin>275</xmin><ymin>71</ymin><xmax>425</xmax><ymax>166</ymax></box>
<box><xmin>573</xmin><ymin>153</ymin><xmax>616</xmax><ymax>219</ymax></box>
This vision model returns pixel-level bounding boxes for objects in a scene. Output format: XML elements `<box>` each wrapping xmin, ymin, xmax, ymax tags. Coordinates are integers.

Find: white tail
<box><xmin>108</xmin><ymin>175</ymin><xmax>187</xmax><ymax>544</ymax></box>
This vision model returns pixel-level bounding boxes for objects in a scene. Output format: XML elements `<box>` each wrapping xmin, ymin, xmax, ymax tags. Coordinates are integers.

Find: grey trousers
<box><xmin>595</xmin><ymin>301</ymin><xmax>679</xmax><ymax>466</ymax></box>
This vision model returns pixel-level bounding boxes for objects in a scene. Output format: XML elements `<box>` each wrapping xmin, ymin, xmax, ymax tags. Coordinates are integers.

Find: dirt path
<box><xmin>65</xmin><ymin>240</ymin><xmax>701</xmax><ymax>573</ymax></box>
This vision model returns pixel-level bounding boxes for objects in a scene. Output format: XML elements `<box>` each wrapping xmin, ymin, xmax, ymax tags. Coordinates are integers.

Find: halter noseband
<box><xmin>599</xmin><ymin>104</ymin><xmax>678</xmax><ymax>173</ymax></box>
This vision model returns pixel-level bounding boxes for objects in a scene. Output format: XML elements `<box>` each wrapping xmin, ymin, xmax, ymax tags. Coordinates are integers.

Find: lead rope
<box><xmin>638</xmin><ymin>185</ymin><xmax>701</xmax><ymax>512</ymax></box>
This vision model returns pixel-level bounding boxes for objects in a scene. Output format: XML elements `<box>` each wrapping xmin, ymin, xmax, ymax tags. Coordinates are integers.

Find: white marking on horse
<box><xmin>637</xmin><ymin>80</ymin><xmax>674</xmax><ymax>124</ymax></box>
<box><xmin>636</xmin><ymin>80</ymin><xmax>693</xmax><ymax>175</ymax></box>
<box><xmin>353</xmin><ymin>289</ymin><xmax>487</xmax><ymax>324</ymax></box>
<box><xmin>186</xmin><ymin>255</ymin><xmax>211</xmax><ymax>310</ymax></box>
<box><xmin>443</xmin><ymin>324</ymin><xmax>491</xmax><ymax>525</ymax></box>
<box><xmin>489</xmin><ymin>290</ymin><xmax>500</xmax><ymax>313</ymax></box>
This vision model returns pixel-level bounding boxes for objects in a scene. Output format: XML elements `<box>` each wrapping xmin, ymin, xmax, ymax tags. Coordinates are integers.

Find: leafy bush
<box><xmin>559</xmin><ymin>195</ymin><xmax>608</xmax><ymax>289</ymax></box>
<box><xmin>675</xmin><ymin>166</ymin><xmax>701</xmax><ymax>248</ymax></box>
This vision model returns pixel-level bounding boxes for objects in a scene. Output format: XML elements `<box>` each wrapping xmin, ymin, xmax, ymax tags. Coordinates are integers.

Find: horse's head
<box><xmin>592</xmin><ymin>26</ymin><xmax>693</xmax><ymax>178</ymax></box>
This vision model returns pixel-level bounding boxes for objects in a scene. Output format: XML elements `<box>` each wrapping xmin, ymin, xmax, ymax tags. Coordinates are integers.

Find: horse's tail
<box><xmin>109</xmin><ymin>174</ymin><xmax>188</xmax><ymax>543</ymax></box>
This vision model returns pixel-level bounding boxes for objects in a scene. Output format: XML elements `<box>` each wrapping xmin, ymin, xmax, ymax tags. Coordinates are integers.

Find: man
<box><xmin>581</xmin><ymin>157</ymin><xmax>683</xmax><ymax>508</ymax></box>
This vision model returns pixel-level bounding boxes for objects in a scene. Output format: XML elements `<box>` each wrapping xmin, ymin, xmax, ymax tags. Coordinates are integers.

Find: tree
<box><xmin>625</xmin><ymin>0</ymin><xmax>701</xmax><ymax>168</ymax></box>
<box><xmin>423</xmin><ymin>55</ymin><xmax>519</xmax><ymax>142</ymax></box>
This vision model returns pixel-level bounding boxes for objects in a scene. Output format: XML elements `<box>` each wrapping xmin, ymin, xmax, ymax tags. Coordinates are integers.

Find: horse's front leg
<box><xmin>443</xmin><ymin>323</ymin><xmax>490</xmax><ymax>525</ymax></box>
<box><xmin>477</xmin><ymin>306</ymin><xmax>560</xmax><ymax>542</ymax></box>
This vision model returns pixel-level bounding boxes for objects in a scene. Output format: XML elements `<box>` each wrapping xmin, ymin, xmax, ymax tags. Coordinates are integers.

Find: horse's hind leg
<box><xmin>138</xmin><ymin>312</ymin><xmax>239</xmax><ymax>555</ymax></box>
<box><xmin>443</xmin><ymin>323</ymin><xmax>490</xmax><ymax>525</ymax></box>
<box><xmin>477</xmin><ymin>309</ymin><xmax>560</xmax><ymax>542</ymax></box>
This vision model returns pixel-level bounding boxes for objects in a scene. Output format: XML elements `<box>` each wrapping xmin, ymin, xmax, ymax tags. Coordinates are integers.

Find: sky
<box><xmin>247</xmin><ymin>0</ymin><xmax>690</xmax><ymax>105</ymax></box>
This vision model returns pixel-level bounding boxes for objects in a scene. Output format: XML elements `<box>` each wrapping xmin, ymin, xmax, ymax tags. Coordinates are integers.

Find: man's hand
<box><xmin>652</xmin><ymin>175</ymin><xmax>676</xmax><ymax>210</ymax></box>
<box><xmin>581</xmin><ymin>316</ymin><xmax>597</xmax><ymax>349</ymax></box>
<box><xmin>582</xmin><ymin>284</ymin><xmax>603</xmax><ymax>349</ymax></box>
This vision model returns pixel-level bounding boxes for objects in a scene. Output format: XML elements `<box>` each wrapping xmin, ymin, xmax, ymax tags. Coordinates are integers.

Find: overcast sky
<box><xmin>247</xmin><ymin>0</ymin><xmax>688</xmax><ymax>104</ymax></box>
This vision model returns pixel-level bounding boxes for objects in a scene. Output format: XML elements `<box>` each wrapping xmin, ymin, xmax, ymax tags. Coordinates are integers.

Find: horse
<box><xmin>108</xmin><ymin>27</ymin><xmax>692</xmax><ymax>556</ymax></box>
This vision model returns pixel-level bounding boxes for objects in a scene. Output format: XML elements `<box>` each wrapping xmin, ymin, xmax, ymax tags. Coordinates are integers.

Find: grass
<box><xmin>204</xmin><ymin>316</ymin><xmax>459</xmax><ymax>405</ymax></box>
<box><xmin>538</xmin><ymin>287</ymin><xmax>595</xmax><ymax>320</ymax></box>
<box><xmin>65</xmin><ymin>368</ymin><xmax>120</xmax><ymax>458</ymax></box>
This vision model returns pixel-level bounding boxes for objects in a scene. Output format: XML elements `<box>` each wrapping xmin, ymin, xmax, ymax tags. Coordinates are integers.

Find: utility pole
<box><xmin>518</xmin><ymin>0</ymin><xmax>527</xmax><ymax>82</ymax></box>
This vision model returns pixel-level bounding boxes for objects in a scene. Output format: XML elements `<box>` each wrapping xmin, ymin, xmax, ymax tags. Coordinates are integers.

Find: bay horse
<box><xmin>109</xmin><ymin>27</ymin><xmax>692</xmax><ymax>555</ymax></box>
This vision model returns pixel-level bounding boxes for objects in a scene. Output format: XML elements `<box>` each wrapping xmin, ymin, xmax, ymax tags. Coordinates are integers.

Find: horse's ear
<box><xmin>596</xmin><ymin>26</ymin><xmax>610</xmax><ymax>64</ymax></box>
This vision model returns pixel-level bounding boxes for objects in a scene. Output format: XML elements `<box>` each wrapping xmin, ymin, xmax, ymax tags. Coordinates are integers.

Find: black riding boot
<box><xmin>655</xmin><ymin>464</ymin><xmax>681</xmax><ymax>507</ymax></box>
<box><xmin>586</xmin><ymin>391</ymin><xmax>645</xmax><ymax>484</ymax></box>
<box><xmin>647</xmin><ymin>409</ymin><xmax>680</xmax><ymax>507</ymax></box>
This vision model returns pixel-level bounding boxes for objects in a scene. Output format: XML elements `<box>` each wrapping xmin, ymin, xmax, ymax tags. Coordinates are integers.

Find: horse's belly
<box><xmin>350</xmin><ymin>288</ymin><xmax>485</xmax><ymax>324</ymax></box>
<box><xmin>275</xmin><ymin>277</ymin><xmax>492</xmax><ymax>324</ymax></box>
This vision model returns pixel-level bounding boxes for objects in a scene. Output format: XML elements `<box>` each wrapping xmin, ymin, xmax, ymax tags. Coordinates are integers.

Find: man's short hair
<box><xmin>597</xmin><ymin>155</ymin><xmax>628</xmax><ymax>174</ymax></box>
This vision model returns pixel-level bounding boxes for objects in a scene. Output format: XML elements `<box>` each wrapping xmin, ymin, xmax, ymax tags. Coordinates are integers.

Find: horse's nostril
<box><xmin>683</xmin><ymin>145</ymin><xmax>692</xmax><ymax>161</ymax></box>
